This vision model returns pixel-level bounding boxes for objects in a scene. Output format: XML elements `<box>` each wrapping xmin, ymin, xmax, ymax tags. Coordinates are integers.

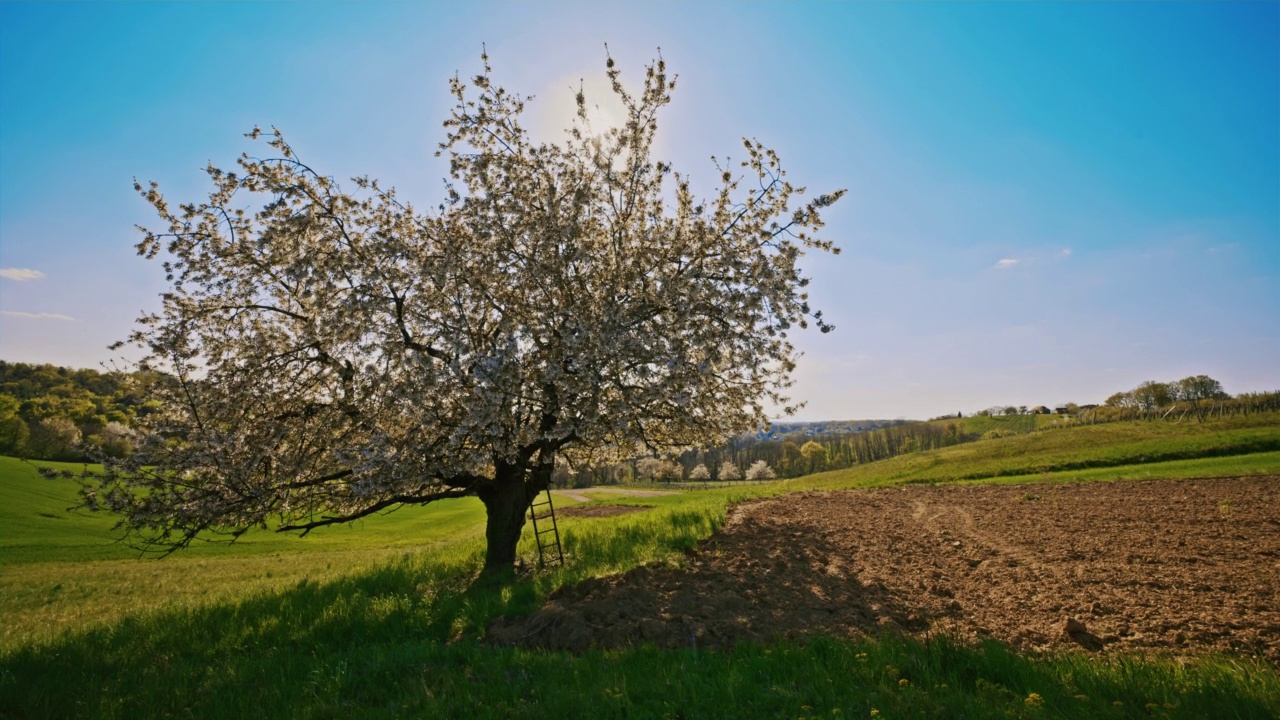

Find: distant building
<box><xmin>1030</xmin><ymin>406</ymin><xmax>1051</xmax><ymax>415</ymax></box>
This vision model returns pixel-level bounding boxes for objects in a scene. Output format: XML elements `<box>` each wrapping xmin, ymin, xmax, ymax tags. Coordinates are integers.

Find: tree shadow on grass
<box><xmin>5</xmin><ymin>500</ymin><xmax>1278</xmax><ymax>720</ymax></box>
<box><xmin>491</xmin><ymin>504</ymin><xmax>926</xmax><ymax>652</ymax></box>
<box><xmin>0</xmin><ymin>552</ymin><xmax>493</xmax><ymax>718</ymax></box>
<box><xmin>0</xmin><ymin>504</ymin><xmax>724</xmax><ymax>720</ymax></box>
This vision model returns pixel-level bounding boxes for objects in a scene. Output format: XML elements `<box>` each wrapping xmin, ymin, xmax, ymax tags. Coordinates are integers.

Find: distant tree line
<box><xmin>938</xmin><ymin>375</ymin><xmax>1279</xmax><ymax>427</ymax></box>
<box><xmin>0</xmin><ymin>361</ymin><xmax>158</xmax><ymax>460</ymax></box>
<box><xmin>1098</xmin><ymin>375</ymin><xmax>1278</xmax><ymax>422</ymax></box>
<box><xmin>550</xmin><ymin>374</ymin><xmax>1279</xmax><ymax>487</ymax></box>
<box><xmin>6</xmin><ymin>363</ymin><xmax>1276</xmax><ymax>480</ymax></box>
<box><xmin>549</xmin><ymin>419</ymin><xmax>961</xmax><ymax>487</ymax></box>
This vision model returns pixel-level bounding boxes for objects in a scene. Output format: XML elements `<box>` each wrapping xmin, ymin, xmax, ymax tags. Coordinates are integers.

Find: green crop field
<box><xmin>949</xmin><ymin>413</ymin><xmax>1039</xmax><ymax>437</ymax></box>
<box><xmin>3</xmin><ymin>414</ymin><xmax>1279</xmax><ymax>719</ymax></box>
<box><xmin>811</xmin><ymin>413</ymin><xmax>1280</xmax><ymax>489</ymax></box>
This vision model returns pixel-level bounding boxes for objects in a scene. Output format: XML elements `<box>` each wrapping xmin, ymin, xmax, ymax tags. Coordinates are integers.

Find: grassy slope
<box><xmin>0</xmin><ymin>456</ymin><xmax>492</xmax><ymax>565</ymax></box>
<box><xmin>927</xmin><ymin>412</ymin><xmax>1057</xmax><ymax>436</ymax></box>
<box><xmin>0</xmin><ymin>457</ymin><xmax>728</xmax><ymax>649</ymax></box>
<box><xmin>805</xmin><ymin>414</ymin><xmax>1280</xmax><ymax>490</ymax></box>
<box><xmin>957</xmin><ymin>413</ymin><xmax>1036</xmax><ymax>435</ymax></box>
<box><xmin>2</xmin><ymin>414</ymin><xmax>1279</xmax><ymax>719</ymax></box>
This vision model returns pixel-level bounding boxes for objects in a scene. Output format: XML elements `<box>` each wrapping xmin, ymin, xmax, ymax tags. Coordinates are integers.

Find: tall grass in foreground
<box><xmin>3</xmin><ymin>414</ymin><xmax>1280</xmax><ymax>719</ymax></box>
<box><xmin>3</xmin><ymin>488</ymin><xmax>1278</xmax><ymax>719</ymax></box>
<box><xmin>3</xmin><ymin>546</ymin><xmax>1276</xmax><ymax>719</ymax></box>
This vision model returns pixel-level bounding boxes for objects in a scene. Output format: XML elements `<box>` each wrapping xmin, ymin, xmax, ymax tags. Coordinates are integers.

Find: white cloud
<box><xmin>993</xmin><ymin>258</ymin><xmax>1020</xmax><ymax>269</ymax></box>
<box><xmin>1056</xmin><ymin>247</ymin><xmax>1072</xmax><ymax>258</ymax></box>
<box><xmin>0</xmin><ymin>310</ymin><xmax>75</xmax><ymax>321</ymax></box>
<box><xmin>0</xmin><ymin>268</ymin><xmax>46</xmax><ymax>281</ymax></box>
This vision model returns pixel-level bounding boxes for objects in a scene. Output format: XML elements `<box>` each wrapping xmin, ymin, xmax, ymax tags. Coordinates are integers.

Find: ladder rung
<box><xmin>528</xmin><ymin>488</ymin><xmax>563</xmax><ymax>568</ymax></box>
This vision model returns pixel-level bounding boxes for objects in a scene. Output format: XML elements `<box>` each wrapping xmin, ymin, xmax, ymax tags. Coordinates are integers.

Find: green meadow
<box><xmin>2</xmin><ymin>414</ymin><xmax>1279</xmax><ymax>719</ymax></box>
<box><xmin>811</xmin><ymin>413</ymin><xmax>1280</xmax><ymax>488</ymax></box>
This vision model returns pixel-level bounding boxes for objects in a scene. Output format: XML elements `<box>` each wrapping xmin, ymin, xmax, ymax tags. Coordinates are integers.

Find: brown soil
<box><xmin>557</xmin><ymin>504</ymin><xmax>651</xmax><ymax>518</ymax></box>
<box><xmin>490</xmin><ymin>476</ymin><xmax>1280</xmax><ymax>663</ymax></box>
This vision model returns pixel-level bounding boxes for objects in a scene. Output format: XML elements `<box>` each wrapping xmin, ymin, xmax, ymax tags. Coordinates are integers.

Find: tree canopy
<box><xmin>0</xmin><ymin>361</ymin><xmax>155</xmax><ymax>460</ymax></box>
<box><xmin>80</xmin><ymin>53</ymin><xmax>844</xmax><ymax>573</ymax></box>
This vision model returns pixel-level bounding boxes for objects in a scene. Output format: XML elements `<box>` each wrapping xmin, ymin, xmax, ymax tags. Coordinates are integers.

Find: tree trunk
<box><xmin>476</xmin><ymin>459</ymin><xmax>553</xmax><ymax>577</ymax></box>
<box><xmin>476</xmin><ymin>464</ymin><xmax>532</xmax><ymax>576</ymax></box>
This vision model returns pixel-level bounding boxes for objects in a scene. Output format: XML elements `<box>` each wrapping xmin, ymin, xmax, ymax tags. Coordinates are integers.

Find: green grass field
<box><xmin>809</xmin><ymin>413</ymin><xmax>1280</xmax><ymax>489</ymax></box>
<box><xmin>2</xmin><ymin>414</ymin><xmax>1278</xmax><ymax>719</ymax></box>
<box><xmin>950</xmin><ymin>413</ymin><xmax>1038</xmax><ymax>436</ymax></box>
<box><xmin>927</xmin><ymin>412</ymin><xmax>1066</xmax><ymax>437</ymax></box>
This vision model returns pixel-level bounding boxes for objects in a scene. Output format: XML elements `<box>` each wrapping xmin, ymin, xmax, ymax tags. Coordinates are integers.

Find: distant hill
<box><xmin>746</xmin><ymin>419</ymin><xmax>906</xmax><ymax>441</ymax></box>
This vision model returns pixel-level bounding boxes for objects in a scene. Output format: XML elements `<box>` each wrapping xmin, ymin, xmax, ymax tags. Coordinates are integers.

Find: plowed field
<box><xmin>490</xmin><ymin>477</ymin><xmax>1280</xmax><ymax>663</ymax></box>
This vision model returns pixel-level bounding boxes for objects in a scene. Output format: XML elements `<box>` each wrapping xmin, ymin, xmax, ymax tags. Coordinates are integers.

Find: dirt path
<box><xmin>551</xmin><ymin>487</ymin><xmax>679</xmax><ymax>504</ymax></box>
<box><xmin>491</xmin><ymin>477</ymin><xmax>1280</xmax><ymax>664</ymax></box>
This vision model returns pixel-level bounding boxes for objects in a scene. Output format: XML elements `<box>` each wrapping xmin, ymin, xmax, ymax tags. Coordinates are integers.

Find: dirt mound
<box><xmin>557</xmin><ymin>505</ymin><xmax>651</xmax><ymax>518</ymax></box>
<box><xmin>489</xmin><ymin>477</ymin><xmax>1280</xmax><ymax>663</ymax></box>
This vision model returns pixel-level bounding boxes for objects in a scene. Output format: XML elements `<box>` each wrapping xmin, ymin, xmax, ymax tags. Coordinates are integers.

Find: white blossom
<box><xmin>745</xmin><ymin>460</ymin><xmax>776</xmax><ymax>480</ymax></box>
<box><xmin>82</xmin><ymin>53</ymin><xmax>843</xmax><ymax>569</ymax></box>
<box><xmin>718</xmin><ymin>461</ymin><xmax>741</xmax><ymax>481</ymax></box>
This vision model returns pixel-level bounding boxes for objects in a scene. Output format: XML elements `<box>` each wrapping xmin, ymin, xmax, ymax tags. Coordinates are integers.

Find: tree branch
<box><xmin>214</xmin><ymin>303</ymin><xmax>312</xmax><ymax>323</ymax></box>
<box><xmin>278</xmin><ymin>486</ymin><xmax>475</xmax><ymax>534</ymax></box>
<box><xmin>391</xmin><ymin>290</ymin><xmax>451</xmax><ymax>361</ymax></box>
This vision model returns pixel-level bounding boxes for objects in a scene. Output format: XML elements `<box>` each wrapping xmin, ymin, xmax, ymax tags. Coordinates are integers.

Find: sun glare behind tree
<box><xmin>77</xmin><ymin>51</ymin><xmax>845</xmax><ymax>577</ymax></box>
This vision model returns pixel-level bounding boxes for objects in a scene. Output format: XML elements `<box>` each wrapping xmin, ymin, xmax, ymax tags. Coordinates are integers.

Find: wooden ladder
<box><xmin>528</xmin><ymin>488</ymin><xmax>564</xmax><ymax>568</ymax></box>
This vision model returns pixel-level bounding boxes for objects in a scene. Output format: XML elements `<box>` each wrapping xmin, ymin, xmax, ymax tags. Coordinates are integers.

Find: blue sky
<box><xmin>1</xmin><ymin>2</ymin><xmax>1276</xmax><ymax>420</ymax></box>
